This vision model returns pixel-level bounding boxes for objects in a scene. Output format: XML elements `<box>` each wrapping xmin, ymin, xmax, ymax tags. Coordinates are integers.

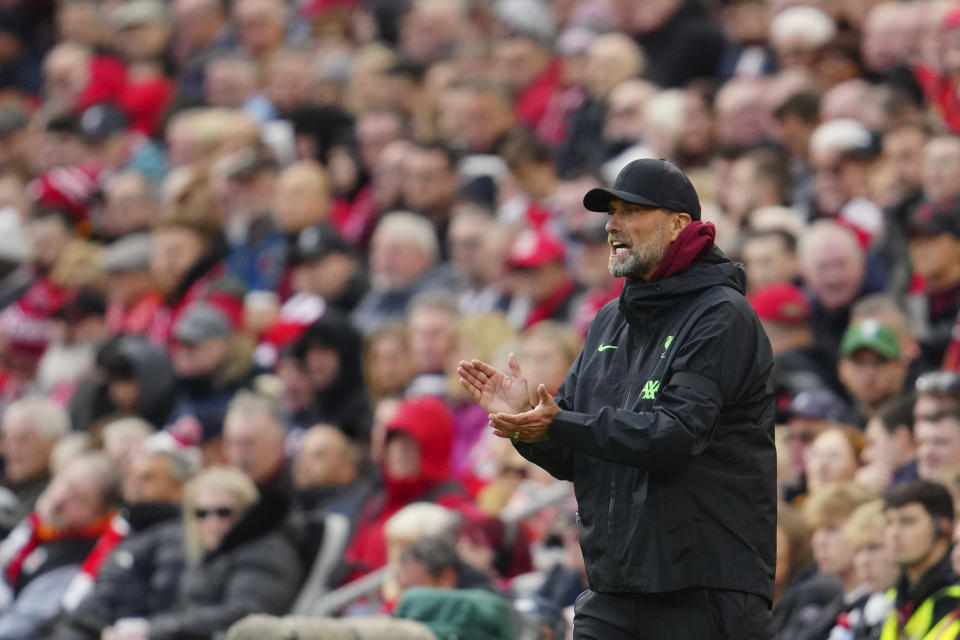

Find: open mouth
<box><xmin>609</xmin><ymin>240</ymin><xmax>631</xmax><ymax>256</ymax></box>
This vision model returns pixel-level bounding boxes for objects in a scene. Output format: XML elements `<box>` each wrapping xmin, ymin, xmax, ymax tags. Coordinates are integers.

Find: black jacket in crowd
<box><xmin>55</xmin><ymin>503</ymin><xmax>184</xmax><ymax>640</ymax></box>
<box><xmin>515</xmin><ymin>249</ymin><xmax>777</xmax><ymax>601</ymax></box>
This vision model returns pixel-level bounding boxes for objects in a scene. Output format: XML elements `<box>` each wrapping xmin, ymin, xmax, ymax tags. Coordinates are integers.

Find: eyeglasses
<box><xmin>916</xmin><ymin>371</ymin><xmax>960</xmax><ymax>396</ymax></box>
<box><xmin>194</xmin><ymin>507</ymin><xmax>236</xmax><ymax>520</ymax></box>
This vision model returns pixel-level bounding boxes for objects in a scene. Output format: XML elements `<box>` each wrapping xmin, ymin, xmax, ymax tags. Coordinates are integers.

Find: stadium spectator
<box><xmin>101</xmin><ymin>466</ymin><xmax>302</xmax><ymax>640</ymax></box>
<box><xmin>906</xmin><ymin>203</ymin><xmax>960</xmax><ymax>366</ymax></box>
<box><xmin>68</xmin><ymin>335</ymin><xmax>176</xmax><ymax>433</ymax></box>
<box><xmin>914</xmin><ymin>371</ymin><xmax>960</xmax><ymax>481</ymax></box>
<box><xmin>337</xmin><ymin>396</ymin><xmax>476</xmax><ymax>583</ymax></box>
<box><xmin>288</xmin><ymin>310</ymin><xmax>371</xmax><ymax>440</ymax></box>
<box><xmin>857</xmin><ymin>395</ymin><xmax>918</xmax><ymax>493</ymax></box>
<box><xmin>0</xmin><ymin>397</ymin><xmax>69</xmax><ymax>536</ymax></box>
<box><xmin>775</xmin><ymin>482</ymin><xmax>876</xmax><ymax>640</ymax></box>
<box><xmin>811</xmin><ymin>500</ymin><xmax>899</xmax><ymax>639</ymax></box>
<box><xmin>0</xmin><ymin>453</ymin><xmax>122</xmax><ymax>640</ymax></box>
<box><xmin>166</xmin><ymin>303</ymin><xmax>256</xmax><ymax>442</ymax></box>
<box><xmin>782</xmin><ymin>389</ymin><xmax>858</xmax><ymax>502</ymax></box>
<box><xmin>223</xmin><ymin>391</ymin><xmax>290</xmax><ymax>498</ymax></box>
<box><xmin>54</xmin><ymin>443</ymin><xmax>196</xmax><ymax>640</ymax></box>
<box><xmin>362</xmin><ymin>323</ymin><xmax>415</xmax><ymax>404</ymax></box>
<box><xmin>352</xmin><ymin>212</ymin><xmax>455</xmax><ymax>333</ymax></box>
<box><xmin>798</xmin><ymin>220</ymin><xmax>873</xmax><ymax>364</ymax></box>
<box><xmin>837</xmin><ymin>319</ymin><xmax>909</xmax><ymax>423</ymax></box>
<box><xmin>880</xmin><ymin>481</ymin><xmax>960</xmax><ymax>639</ymax></box>
<box><xmin>506</xmin><ymin>229</ymin><xmax>579</xmax><ymax>330</ymax></box>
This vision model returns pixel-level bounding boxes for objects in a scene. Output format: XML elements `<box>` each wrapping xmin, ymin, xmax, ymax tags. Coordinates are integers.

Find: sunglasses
<box><xmin>916</xmin><ymin>371</ymin><xmax>960</xmax><ymax>396</ymax></box>
<box><xmin>194</xmin><ymin>507</ymin><xmax>236</xmax><ymax>520</ymax></box>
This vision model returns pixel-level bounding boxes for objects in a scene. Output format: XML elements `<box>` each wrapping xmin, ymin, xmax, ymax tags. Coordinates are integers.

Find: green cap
<box><xmin>841</xmin><ymin>319</ymin><xmax>900</xmax><ymax>360</ymax></box>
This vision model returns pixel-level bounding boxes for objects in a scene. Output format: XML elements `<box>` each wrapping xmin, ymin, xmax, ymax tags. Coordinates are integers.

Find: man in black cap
<box><xmin>289</xmin><ymin>224</ymin><xmax>367</xmax><ymax>314</ymax></box>
<box><xmin>459</xmin><ymin>158</ymin><xmax>775</xmax><ymax>638</ymax></box>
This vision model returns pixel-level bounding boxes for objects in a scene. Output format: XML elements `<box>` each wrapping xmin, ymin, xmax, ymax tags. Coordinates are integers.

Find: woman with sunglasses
<box><xmin>103</xmin><ymin>467</ymin><xmax>302</xmax><ymax>640</ymax></box>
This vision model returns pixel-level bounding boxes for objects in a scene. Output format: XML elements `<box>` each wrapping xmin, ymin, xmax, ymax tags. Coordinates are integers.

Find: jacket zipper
<box><xmin>607</xmin><ymin>327</ymin><xmax>647</xmax><ymax>584</ymax></box>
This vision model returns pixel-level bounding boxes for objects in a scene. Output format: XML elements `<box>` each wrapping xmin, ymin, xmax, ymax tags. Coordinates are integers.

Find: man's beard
<box><xmin>608</xmin><ymin>225</ymin><xmax>668</xmax><ymax>280</ymax></box>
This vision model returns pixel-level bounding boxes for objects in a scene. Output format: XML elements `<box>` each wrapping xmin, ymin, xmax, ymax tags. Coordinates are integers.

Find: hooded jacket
<box><xmin>338</xmin><ymin>397</ymin><xmax>473</xmax><ymax>582</ymax></box>
<box><xmin>69</xmin><ymin>335</ymin><xmax>177</xmax><ymax>432</ymax></box>
<box><xmin>293</xmin><ymin>311</ymin><xmax>371</xmax><ymax>440</ymax></box>
<box><xmin>515</xmin><ymin>248</ymin><xmax>776</xmax><ymax>600</ymax></box>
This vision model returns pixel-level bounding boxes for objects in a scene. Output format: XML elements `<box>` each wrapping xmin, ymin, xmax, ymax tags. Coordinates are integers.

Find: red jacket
<box><xmin>340</xmin><ymin>397</ymin><xmax>479</xmax><ymax>581</ymax></box>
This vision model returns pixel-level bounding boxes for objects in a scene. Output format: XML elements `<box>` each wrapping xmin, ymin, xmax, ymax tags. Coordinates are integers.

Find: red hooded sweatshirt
<box><xmin>340</xmin><ymin>396</ymin><xmax>478</xmax><ymax>581</ymax></box>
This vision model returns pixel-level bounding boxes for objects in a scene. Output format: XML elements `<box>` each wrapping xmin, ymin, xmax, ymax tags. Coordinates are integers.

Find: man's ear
<box><xmin>669</xmin><ymin>212</ymin><xmax>693</xmax><ymax>241</ymax></box>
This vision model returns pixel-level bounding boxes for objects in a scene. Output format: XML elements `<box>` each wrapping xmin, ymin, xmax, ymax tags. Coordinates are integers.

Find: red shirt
<box><xmin>516</xmin><ymin>59</ymin><xmax>562</xmax><ymax>130</ymax></box>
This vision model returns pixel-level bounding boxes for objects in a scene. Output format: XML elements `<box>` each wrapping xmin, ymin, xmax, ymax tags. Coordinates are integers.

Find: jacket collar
<box><xmin>618</xmin><ymin>247</ymin><xmax>744</xmax><ymax>326</ymax></box>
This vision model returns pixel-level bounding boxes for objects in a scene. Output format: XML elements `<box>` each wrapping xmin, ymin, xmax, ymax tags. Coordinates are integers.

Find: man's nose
<box><xmin>604</xmin><ymin>215</ymin><xmax>619</xmax><ymax>233</ymax></box>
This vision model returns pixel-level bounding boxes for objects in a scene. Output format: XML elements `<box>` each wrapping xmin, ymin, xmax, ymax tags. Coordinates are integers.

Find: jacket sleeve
<box><xmin>512</xmin><ymin>351</ymin><xmax>582</xmax><ymax>481</ymax></box>
<box><xmin>0</xmin><ymin>565</ymin><xmax>78</xmax><ymax>640</ymax></box>
<box><xmin>147</xmin><ymin>535</ymin><xmax>303</xmax><ymax>640</ymax></box>
<box><xmin>547</xmin><ymin>301</ymin><xmax>769</xmax><ymax>472</ymax></box>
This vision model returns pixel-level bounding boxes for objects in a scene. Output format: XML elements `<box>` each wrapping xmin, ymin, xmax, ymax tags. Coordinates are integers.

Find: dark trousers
<box><xmin>573</xmin><ymin>588</ymin><xmax>772</xmax><ymax>639</ymax></box>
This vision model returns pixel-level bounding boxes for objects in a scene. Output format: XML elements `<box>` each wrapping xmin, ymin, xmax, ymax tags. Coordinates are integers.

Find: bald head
<box><xmin>585</xmin><ymin>33</ymin><xmax>645</xmax><ymax>99</ymax></box>
<box><xmin>44</xmin><ymin>42</ymin><xmax>92</xmax><ymax>110</ymax></box>
<box><xmin>293</xmin><ymin>424</ymin><xmax>359</xmax><ymax>490</ymax></box>
<box><xmin>862</xmin><ymin>3</ymin><xmax>912</xmax><ymax>72</ymax></box>
<box><xmin>272</xmin><ymin>161</ymin><xmax>331</xmax><ymax>232</ymax></box>
<box><xmin>799</xmin><ymin>220</ymin><xmax>866</xmax><ymax>311</ymax></box>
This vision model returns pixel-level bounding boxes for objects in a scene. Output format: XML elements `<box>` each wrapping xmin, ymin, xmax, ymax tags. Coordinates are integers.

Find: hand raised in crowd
<box><xmin>457</xmin><ymin>353</ymin><xmax>532</xmax><ymax>416</ymax></box>
<box><xmin>488</xmin><ymin>383</ymin><xmax>561</xmax><ymax>444</ymax></box>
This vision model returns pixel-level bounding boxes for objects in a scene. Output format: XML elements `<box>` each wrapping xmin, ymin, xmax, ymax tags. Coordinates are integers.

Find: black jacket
<box><xmin>147</xmin><ymin>497</ymin><xmax>303</xmax><ymax>640</ymax></box>
<box><xmin>635</xmin><ymin>0</ymin><xmax>729</xmax><ymax>88</ymax></box>
<box><xmin>515</xmin><ymin>249</ymin><xmax>776</xmax><ymax>600</ymax></box>
<box><xmin>55</xmin><ymin>504</ymin><xmax>184</xmax><ymax>640</ymax></box>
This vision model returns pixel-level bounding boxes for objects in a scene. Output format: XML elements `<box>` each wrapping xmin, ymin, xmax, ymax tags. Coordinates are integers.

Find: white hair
<box><xmin>374</xmin><ymin>211</ymin><xmax>439</xmax><ymax>261</ymax></box>
<box><xmin>770</xmin><ymin>6</ymin><xmax>837</xmax><ymax>50</ymax></box>
<box><xmin>141</xmin><ymin>431</ymin><xmax>202</xmax><ymax>480</ymax></box>
<box><xmin>102</xmin><ymin>416</ymin><xmax>155</xmax><ymax>448</ymax></box>
<box><xmin>384</xmin><ymin>502</ymin><xmax>461</xmax><ymax>543</ymax></box>
<box><xmin>2</xmin><ymin>396</ymin><xmax>71</xmax><ymax>440</ymax></box>
<box><xmin>809</xmin><ymin>118</ymin><xmax>872</xmax><ymax>156</ymax></box>
<box><xmin>643</xmin><ymin>89</ymin><xmax>687</xmax><ymax>135</ymax></box>
<box><xmin>225</xmin><ymin>390</ymin><xmax>285</xmax><ymax>434</ymax></box>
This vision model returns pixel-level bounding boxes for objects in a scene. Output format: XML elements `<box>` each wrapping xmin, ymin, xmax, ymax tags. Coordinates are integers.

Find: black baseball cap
<box><xmin>583</xmin><ymin>158</ymin><xmax>701</xmax><ymax>220</ymax></box>
<box><xmin>291</xmin><ymin>224</ymin><xmax>350</xmax><ymax>264</ymax></box>
<box><xmin>77</xmin><ymin>103</ymin><xmax>128</xmax><ymax>143</ymax></box>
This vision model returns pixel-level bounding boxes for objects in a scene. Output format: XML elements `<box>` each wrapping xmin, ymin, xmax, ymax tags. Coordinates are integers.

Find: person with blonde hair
<box><xmin>446</xmin><ymin>312</ymin><xmax>519</xmax><ymax>483</ymax></box>
<box><xmin>99</xmin><ymin>466</ymin><xmax>302</xmax><ymax>640</ymax></box>
<box><xmin>814</xmin><ymin>500</ymin><xmax>898</xmax><ymax>638</ymax></box>
<box><xmin>776</xmin><ymin>482</ymin><xmax>877</xmax><ymax>638</ymax></box>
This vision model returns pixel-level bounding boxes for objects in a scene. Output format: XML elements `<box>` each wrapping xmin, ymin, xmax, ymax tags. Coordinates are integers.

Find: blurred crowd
<box><xmin>0</xmin><ymin>0</ymin><xmax>956</xmax><ymax>638</ymax></box>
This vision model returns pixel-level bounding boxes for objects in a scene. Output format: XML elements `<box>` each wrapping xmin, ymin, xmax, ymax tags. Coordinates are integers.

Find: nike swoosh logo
<box><xmin>597</xmin><ymin>344</ymin><xmax>618</xmax><ymax>351</ymax></box>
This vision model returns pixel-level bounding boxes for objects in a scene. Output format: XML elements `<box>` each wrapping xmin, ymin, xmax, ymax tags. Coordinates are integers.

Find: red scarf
<box><xmin>4</xmin><ymin>511</ymin><xmax>116</xmax><ymax>587</ymax></box>
<box><xmin>648</xmin><ymin>221</ymin><xmax>716</xmax><ymax>282</ymax></box>
<box><xmin>525</xmin><ymin>277</ymin><xmax>577</xmax><ymax>328</ymax></box>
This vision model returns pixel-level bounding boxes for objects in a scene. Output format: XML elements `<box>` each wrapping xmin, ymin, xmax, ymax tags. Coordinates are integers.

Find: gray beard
<box><xmin>608</xmin><ymin>226</ymin><xmax>668</xmax><ymax>280</ymax></box>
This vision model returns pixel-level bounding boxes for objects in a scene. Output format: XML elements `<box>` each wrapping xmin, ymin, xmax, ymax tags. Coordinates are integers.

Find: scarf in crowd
<box><xmin>0</xmin><ymin>511</ymin><xmax>125</xmax><ymax>610</ymax></box>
